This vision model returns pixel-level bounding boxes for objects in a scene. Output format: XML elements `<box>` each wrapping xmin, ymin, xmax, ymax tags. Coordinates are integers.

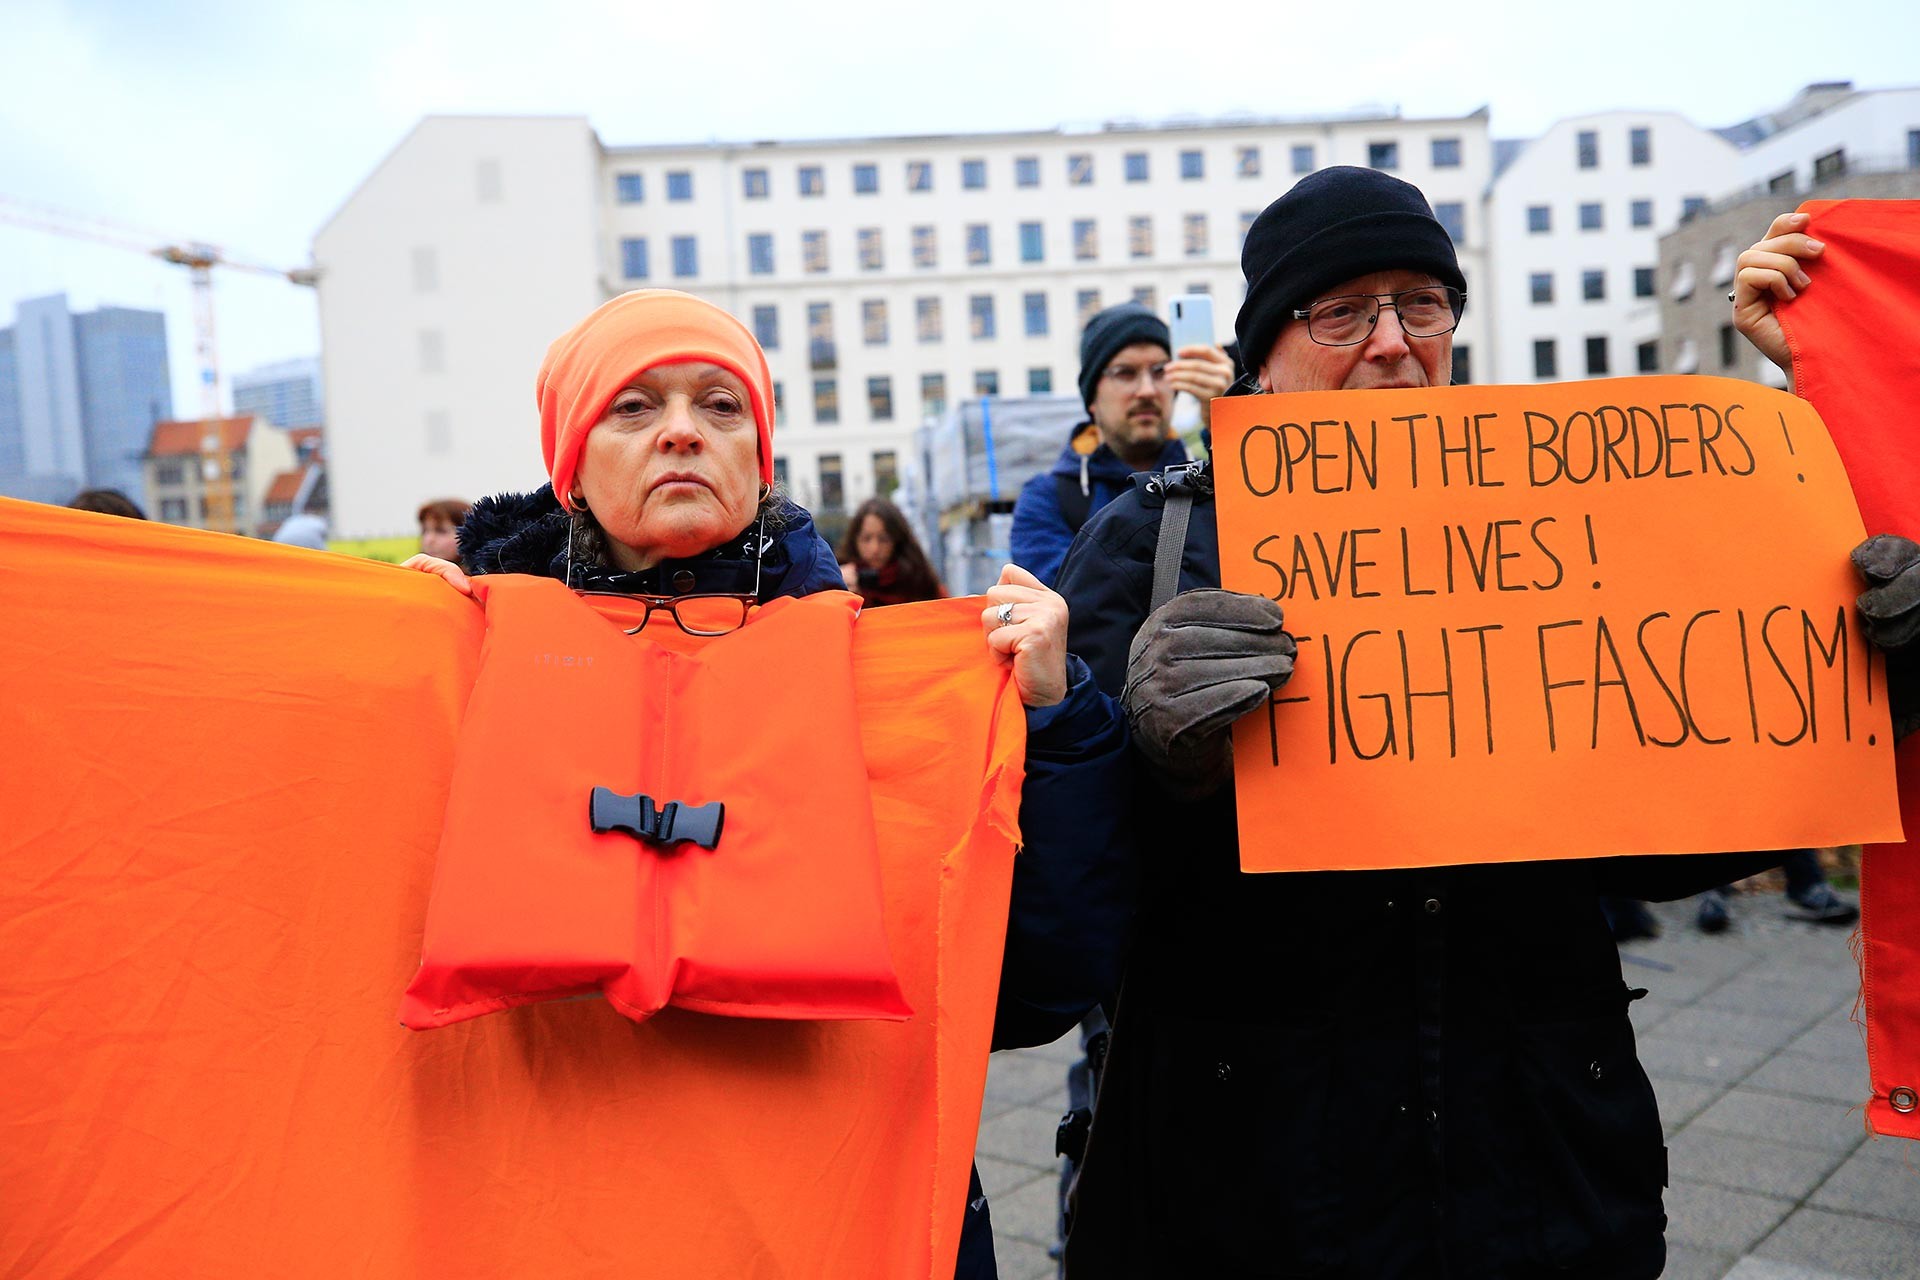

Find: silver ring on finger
<box><xmin>995</xmin><ymin>602</ymin><xmax>1016</xmax><ymax>629</ymax></box>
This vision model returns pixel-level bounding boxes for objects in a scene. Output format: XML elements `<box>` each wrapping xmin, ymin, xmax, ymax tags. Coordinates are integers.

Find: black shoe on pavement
<box><xmin>1697</xmin><ymin>890</ymin><xmax>1731</xmax><ymax>934</ymax></box>
<box><xmin>1785</xmin><ymin>883</ymin><xmax>1860</xmax><ymax>926</ymax></box>
<box><xmin>1609</xmin><ymin>899</ymin><xmax>1661</xmax><ymax>942</ymax></box>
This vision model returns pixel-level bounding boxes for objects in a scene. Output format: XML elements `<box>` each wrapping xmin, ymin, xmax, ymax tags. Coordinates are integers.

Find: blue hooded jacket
<box><xmin>1010</xmin><ymin>428</ymin><xmax>1189</xmax><ymax>587</ymax></box>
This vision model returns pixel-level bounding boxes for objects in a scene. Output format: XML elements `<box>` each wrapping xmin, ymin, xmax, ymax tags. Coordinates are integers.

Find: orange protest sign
<box><xmin>1213</xmin><ymin>374</ymin><xmax>1902</xmax><ymax>872</ymax></box>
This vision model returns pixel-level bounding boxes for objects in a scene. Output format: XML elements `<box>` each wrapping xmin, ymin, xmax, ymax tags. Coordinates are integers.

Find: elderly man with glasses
<box><xmin>1054</xmin><ymin>167</ymin><xmax>1780</xmax><ymax>1280</ymax></box>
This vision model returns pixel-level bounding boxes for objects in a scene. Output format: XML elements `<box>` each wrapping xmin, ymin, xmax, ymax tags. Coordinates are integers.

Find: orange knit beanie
<box><xmin>538</xmin><ymin>289</ymin><xmax>775</xmax><ymax>510</ymax></box>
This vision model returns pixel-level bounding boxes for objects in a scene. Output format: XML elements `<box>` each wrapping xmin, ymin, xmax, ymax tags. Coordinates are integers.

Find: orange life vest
<box><xmin>1775</xmin><ymin>197</ymin><xmax>1920</xmax><ymax>1140</ymax></box>
<box><xmin>0</xmin><ymin>498</ymin><xmax>1026</xmax><ymax>1277</ymax></box>
<box><xmin>402</xmin><ymin>577</ymin><xmax>909</xmax><ymax>1028</ymax></box>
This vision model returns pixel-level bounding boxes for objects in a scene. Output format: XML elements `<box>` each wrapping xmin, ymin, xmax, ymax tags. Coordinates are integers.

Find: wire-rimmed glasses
<box><xmin>1291</xmin><ymin>286</ymin><xmax>1466</xmax><ymax>347</ymax></box>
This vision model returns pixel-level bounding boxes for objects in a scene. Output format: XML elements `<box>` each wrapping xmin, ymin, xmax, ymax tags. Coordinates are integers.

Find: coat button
<box><xmin>1589</xmin><ymin>1060</ymin><xmax>1604</xmax><ymax>1082</ymax></box>
<box><xmin>670</xmin><ymin>569</ymin><xmax>697</xmax><ymax>594</ymax></box>
<box><xmin>1214</xmin><ymin>1062</ymin><xmax>1232</xmax><ymax>1082</ymax></box>
<box><xmin>1423</xmin><ymin>898</ymin><xmax>1442</xmax><ymax>914</ymax></box>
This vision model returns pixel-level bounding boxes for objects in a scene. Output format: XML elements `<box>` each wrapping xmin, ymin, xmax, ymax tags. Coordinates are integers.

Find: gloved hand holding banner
<box><xmin>1212</xmin><ymin>374</ymin><xmax>1902</xmax><ymax>872</ymax></box>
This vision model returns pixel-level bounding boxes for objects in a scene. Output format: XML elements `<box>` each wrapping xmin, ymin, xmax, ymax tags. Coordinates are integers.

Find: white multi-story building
<box><xmin>1485</xmin><ymin>111</ymin><xmax>1741</xmax><ymax>385</ymax></box>
<box><xmin>314</xmin><ymin>111</ymin><xmax>1493</xmax><ymax>538</ymax></box>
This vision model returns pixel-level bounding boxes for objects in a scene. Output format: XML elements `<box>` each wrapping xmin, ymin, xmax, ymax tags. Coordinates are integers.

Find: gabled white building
<box><xmin>1485</xmin><ymin>112</ymin><xmax>1741</xmax><ymax>385</ymax></box>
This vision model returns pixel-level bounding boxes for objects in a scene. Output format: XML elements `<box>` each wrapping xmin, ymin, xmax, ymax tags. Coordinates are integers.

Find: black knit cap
<box><xmin>1234</xmin><ymin>166</ymin><xmax>1466</xmax><ymax>376</ymax></box>
<box><xmin>1077</xmin><ymin>302</ymin><xmax>1170</xmax><ymax>409</ymax></box>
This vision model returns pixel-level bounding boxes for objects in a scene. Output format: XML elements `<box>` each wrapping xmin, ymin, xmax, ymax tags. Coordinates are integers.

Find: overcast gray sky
<box><xmin>2</xmin><ymin>0</ymin><xmax>1914</xmax><ymax>412</ymax></box>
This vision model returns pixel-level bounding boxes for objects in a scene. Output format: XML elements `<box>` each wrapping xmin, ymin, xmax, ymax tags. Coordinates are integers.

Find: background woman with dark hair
<box><xmin>837</xmin><ymin>495</ymin><xmax>943</xmax><ymax>607</ymax></box>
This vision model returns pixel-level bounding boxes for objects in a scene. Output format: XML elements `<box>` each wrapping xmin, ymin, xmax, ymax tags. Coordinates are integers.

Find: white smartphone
<box><xmin>1167</xmin><ymin>294</ymin><xmax>1215</xmax><ymax>431</ymax></box>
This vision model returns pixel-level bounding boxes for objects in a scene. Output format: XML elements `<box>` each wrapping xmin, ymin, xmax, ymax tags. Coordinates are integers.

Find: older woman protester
<box><xmin>404</xmin><ymin>288</ymin><xmax>1134</xmax><ymax>1280</ymax></box>
<box><xmin>838</xmin><ymin>495</ymin><xmax>945</xmax><ymax>607</ymax></box>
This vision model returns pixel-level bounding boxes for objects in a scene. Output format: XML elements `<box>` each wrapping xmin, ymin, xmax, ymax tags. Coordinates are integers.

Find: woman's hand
<box><xmin>402</xmin><ymin>553</ymin><xmax>474</xmax><ymax>597</ymax></box>
<box><xmin>1733</xmin><ymin>210</ymin><xmax>1826</xmax><ymax>379</ymax></box>
<box><xmin>982</xmin><ymin>563</ymin><xmax>1069</xmax><ymax>708</ymax></box>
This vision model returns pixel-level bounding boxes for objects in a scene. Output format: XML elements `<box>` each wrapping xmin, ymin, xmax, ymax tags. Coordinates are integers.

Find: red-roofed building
<box><xmin>142</xmin><ymin>415</ymin><xmax>297</xmax><ymax>535</ymax></box>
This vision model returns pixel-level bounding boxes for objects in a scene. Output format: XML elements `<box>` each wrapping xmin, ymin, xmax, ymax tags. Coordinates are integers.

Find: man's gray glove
<box><xmin>1854</xmin><ymin>534</ymin><xmax>1920</xmax><ymax>740</ymax></box>
<box><xmin>1122</xmin><ymin>589</ymin><xmax>1297</xmax><ymax>798</ymax></box>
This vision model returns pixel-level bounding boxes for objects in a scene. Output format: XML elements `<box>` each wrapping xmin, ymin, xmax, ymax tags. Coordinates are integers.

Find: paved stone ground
<box><xmin>974</xmin><ymin>894</ymin><xmax>1920</xmax><ymax>1280</ymax></box>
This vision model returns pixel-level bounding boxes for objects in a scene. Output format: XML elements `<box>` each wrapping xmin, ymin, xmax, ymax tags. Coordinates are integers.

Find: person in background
<box><xmin>837</xmin><ymin>495</ymin><xmax>943</xmax><ymax>607</ymax></box>
<box><xmin>67</xmin><ymin>489</ymin><xmax>146</xmax><ymax>519</ymax></box>
<box><xmin>417</xmin><ymin>498</ymin><xmax>472</xmax><ymax>567</ymax></box>
<box><xmin>271</xmin><ymin>512</ymin><xmax>329</xmax><ymax>549</ymax></box>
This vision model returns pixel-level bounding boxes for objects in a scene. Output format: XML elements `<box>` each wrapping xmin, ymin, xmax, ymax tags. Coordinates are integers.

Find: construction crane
<box><xmin>0</xmin><ymin>195</ymin><xmax>320</xmax><ymax>534</ymax></box>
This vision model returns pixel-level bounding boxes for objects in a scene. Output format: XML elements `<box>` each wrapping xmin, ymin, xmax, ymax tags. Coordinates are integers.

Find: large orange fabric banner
<box><xmin>1213</xmin><ymin>375</ymin><xmax>1901</xmax><ymax>872</ymax></box>
<box><xmin>1775</xmin><ymin>197</ymin><xmax>1920</xmax><ymax>1140</ymax></box>
<box><xmin>0</xmin><ymin>498</ymin><xmax>1025</xmax><ymax>1278</ymax></box>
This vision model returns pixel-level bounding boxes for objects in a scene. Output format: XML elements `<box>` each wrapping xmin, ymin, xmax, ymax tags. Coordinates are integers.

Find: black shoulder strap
<box><xmin>1145</xmin><ymin>462</ymin><xmax>1209</xmax><ymax>611</ymax></box>
<box><xmin>1053</xmin><ymin>472</ymin><xmax>1095</xmax><ymax>535</ymax></box>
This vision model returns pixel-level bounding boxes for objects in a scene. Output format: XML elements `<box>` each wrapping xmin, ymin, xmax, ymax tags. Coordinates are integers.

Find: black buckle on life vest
<box><xmin>589</xmin><ymin>787</ymin><xmax>725</xmax><ymax>850</ymax></box>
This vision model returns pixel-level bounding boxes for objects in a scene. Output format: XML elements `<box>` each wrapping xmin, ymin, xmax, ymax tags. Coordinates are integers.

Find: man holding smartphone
<box><xmin>1009</xmin><ymin>301</ymin><xmax>1233</xmax><ymax>587</ymax></box>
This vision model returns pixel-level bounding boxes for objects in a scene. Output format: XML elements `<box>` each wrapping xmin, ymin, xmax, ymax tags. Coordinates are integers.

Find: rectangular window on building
<box><xmin>475</xmin><ymin>159</ymin><xmax>502</xmax><ymax>203</ymax></box>
<box><xmin>1180</xmin><ymin>149</ymin><xmax>1204</xmax><ymax>180</ymax></box>
<box><xmin>1768</xmin><ymin>170</ymin><xmax>1797</xmax><ymax>195</ymax></box>
<box><xmin>1434</xmin><ymin>201</ymin><xmax>1465</xmax><ymax>244</ymax></box>
<box><xmin>752</xmin><ymin>304</ymin><xmax>779</xmax><ymax>350</ymax></box>
<box><xmin>863</xmin><ymin>299</ymin><xmax>889</xmax><ymax>346</ymax></box>
<box><xmin>1367</xmin><ymin>141</ymin><xmax>1398</xmax><ymax>170</ymax></box>
<box><xmin>1585</xmin><ymin>335</ymin><xmax>1610</xmax><ymax>376</ymax></box>
<box><xmin>412</xmin><ymin>246</ymin><xmax>439</xmax><ymax>292</ymax></box>
<box><xmin>672</xmin><ymin>235</ymin><xmax>698</xmax><ymax>277</ymax></box>
<box><xmin>799</xmin><ymin>165</ymin><xmax>825</xmax><ymax>196</ymax></box>
<box><xmin>772</xmin><ymin>384</ymin><xmax>784</xmax><ymax>426</ymax></box>
<box><xmin>1132</xmin><ymin>285</ymin><xmax>1157</xmax><ymax>311</ymax></box>
<box><xmin>615</xmin><ymin>172</ymin><xmax>644</xmax><ymax>203</ymax></box>
<box><xmin>1582</xmin><ymin>269</ymin><xmax>1605</xmax><ymax>302</ymax></box>
<box><xmin>667</xmin><ymin>171</ymin><xmax>692</xmax><ymax>201</ymax></box>
<box><xmin>857</xmin><ymin>228</ymin><xmax>883</xmax><ymax>271</ymax></box>
<box><xmin>1530</xmin><ymin>272</ymin><xmax>1553</xmax><ymax>304</ymax></box>
<box><xmin>1185</xmin><ymin>281</ymin><xmax>1211</xmax><ymax>296</ymax></box>
<box><xmin>1019</xmin><ymin>221</ymin><xmax>1044</xmax><ymax>263</ymax></box>
<box><xmin>814</xmin><ymin>382</ymin><xmax>840</xmax><ymax>426</ymax></box>
<box><xmin>742</xmin><ymin>167</ymin><xmax>768</xmax><ymax>199</ymax></box>
<box><xmin>1813</xmin><ymin>148</ymin><xmax>1847</xmax><ymax>184</ymax></box>
<box><xmin>1073</xmin><ymin>218</ymin><xmax>1098</xmax><ymax>261</ymax></box>
<box><xmin>802</xmin><ymin>230</ymin><xmax>828</xmax><ymax>273</ymax></box>
<box><xmin>1291</xmin><ymin>143</ymin><xmax>1315</xmax><ymax>174</ymax></box>
<box><xmin>426</xmin><ymin>409</ymin><xmax>452</xmax><ymax>454</ymax></box>
<box><xmin>1719</xmin><ymin>323</ymin><xmax>1738</xmax><ymax>369</ymax></box>
<box><xmin>967</xmin><ymin>223</ymin><xmax>991</xmax><ymax>266</ymax></box>
<box><xmin>1527</xmin><ymin>205</ymin><xmax>1551</xmax><ymax>234</ymax></box>
<box><xmin>1533</xmin><ymin>339</ymin><xmax>1558</xmax><ymax>380</ymax></box>
<box><xmin>853</xmin><ymin>163</ymin><xmax>878</xmax><ymax>194</ymax></box>
<box><xmin>1015</xmin><ymin>156</ymin><xmax>1040</xmax><ymax>187</ymax></box>
<box><xmin>1023</xmin><ymin>291</ymin><xmax>1049</xmax><ymax>337</ymax></box>
<box><xmin>868</xmin><ymin>376</ymin><xmax>894</xmax><ymax>421</ymax></box>
<box><xmin>808</xmin><ymin>302</ymin><xmax>836</xmax><ymax>370</ymax></box>
<box><xmin>818</xmin><ymin>452</ymin><xmax>844</xmax><ymax>508</ymax></box>
<box><xmin>1237</xmin><ymin>146</ymin><xmax>1261</xmax><ymax>178</ymax></box>
<box><xmin>1630</xmin><ymin>198</ymin><xmax>1653</xmax><ymax>228</ymax></box>
<box><xmin>1128</xmin><ymin>215</ymin><xmax>1153</xmax><ymax>259</ymax></box>
<box><xmin>1240</xmin><ymin>210</ymin><xmax>1258</xmax><ymax>248</ymax></box>
<box><xmin>1630</xmin><ymin>126</ymin><xmax>1652</xmax><ymax>166</ymax></box>
<box><xmin>1183</xmin><ymin>213</ymin><xmax>1209</xmax><ymax>257</ymax></box>
<box><xmin>916</xmin><ymin>296</ymin><xmax>943</xmax><ymax>342</ymax></box>
<box><xmin>1633</xmin><ymin>266</ymin><xmax>1655</xmax><ymax>298</ymax></box>
<box><xmin>1431</xmin><ymin>137</ymin><xmax>1462</xmax><ymax>168</ymax></box>
<box><xmin>1451</xmin><ymin>344</ymin><xmax>1471</xmax><ymax>385</ymax></box>
<box><xmin>161</xmin><ymin>497</ymin><xmax>187</xmax><ymax>522</ymax></box>
<box><xmin>962</xmin><ymin>158</ymin><xmax>987</xmax><ymax>190</ymax></box>
<box><xmin>1910</xmin><ymin>130</ymin><xmax>1920</xmax><ymax>169</ymax></box>
<box><xmin>1028</xmin><ymin>367</ymin><xmax>1053</xmax><ymax>396</ymax></box>
<box><xmin>1578</xmin><ymin>202</ymin><xmax>1602</xmax><ymax>231</ymax></box>
<box><xmin>621</xmin><ymin>237</ymin><xmax>650</xmax><ymax>280</ymax></box>
<box><xmin>748</xmin><ymin>233</ymin><xmax>774</xmax><ymax>275</ymax></box>
<box><xmin>907</xmin><ymin>160</ymin><xmax>932</xmax><ymax>192</ymax></box>
<box><xmin>1068</xmin><ymin>153</ymin><xmax>1093</xmax><ymax>185</ymax></box>
<box><xmin>1636</xmin><ymin>340</ymin><xmax>1659</xmax><ymax>373</ymax></box>
<box><xmin>912</xmin><ymin>225</ymin><xmax>936</xmax><ymax>268</ymax></box>
<box><xmin>1076</xmin><ymin>289</ymin><xmax>1102</xmax><ymax>327</ymax></box>
<box><xmin>974</xmin><ymin>370</ymin><xmax>999</xmax><ymax>398</ymax></box>
<box><xmin>1576</xmin><ymin>130</ymin><xmax>1599</xmax><ymax>169</ymax></box>
<box><xmin>970</xmin><ymin>294</ymin><xmax>996</xmax><ymax>340</ymax></box>
<box><xmin>1125</xmin><ymin>151</ymin><xmax>1149</xmax><ymax>182</ymax></box>
<box><xmin>873</xmin><ymin>450</ymin><xmax>899</xmax><ymax>497</ymax></box>
<box><xmin>1681</xmin><ymin>195</ymin><xmax>1708</xmax><ymax>221</ymax></box>
<box><xmin>921</xmin><ymin>372</ymin><xmax>947</xmax><ymax>417</ymax></box>
<box><xmin>419</xmin><ymin>330</ymin><xmax>445</xmax><ymax>374</ymax></box>
<box><xmin>772</xmin><ymin>454</ymin><xmax>789</xmax><ymax>486</ymax></box>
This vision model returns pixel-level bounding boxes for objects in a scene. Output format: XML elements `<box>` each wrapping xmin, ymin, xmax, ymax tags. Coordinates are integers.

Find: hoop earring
<box><xmin>757</xmin><ymin>481</ymin><xmax>773</xmax><ymax>503</ymax></box>
<box><xmin>569</xmin><ymin>491</ymin><xmax>588</xmax><ymax>512</ymax></box>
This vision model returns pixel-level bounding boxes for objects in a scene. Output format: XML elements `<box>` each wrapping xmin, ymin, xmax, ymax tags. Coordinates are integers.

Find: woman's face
<box><xmin>419</xmin><ymin>517</ymin><xmax>460</xmax><ymax>562</ymax></box>
<box><xmin>576</xmin><ymin>361</ymin><xmax>761</xmax><ymax>571</ymax></box>
<box><xmin>855</xmin><ymin>514</ymin><xmax>895</xmax><ymax>570</ymax></box>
